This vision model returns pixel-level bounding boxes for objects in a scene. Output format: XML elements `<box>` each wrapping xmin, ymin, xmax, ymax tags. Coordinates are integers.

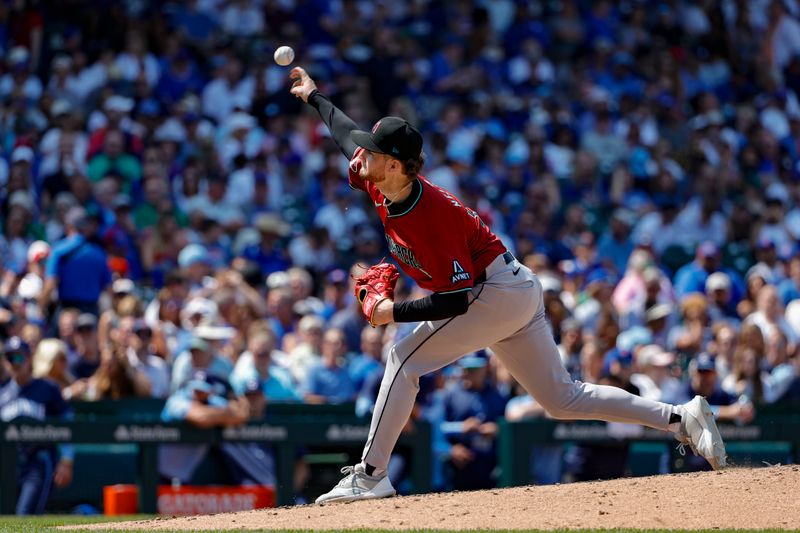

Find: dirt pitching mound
<box><xmin>68</xmin><ymin>465</ymin><xmax>800</xmax><ymax>530</ymax></box>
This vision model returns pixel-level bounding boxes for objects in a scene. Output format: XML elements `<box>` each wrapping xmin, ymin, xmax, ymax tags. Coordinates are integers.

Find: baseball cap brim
<box><xmin>350</xmin><ymin>130</ymin><xmax>385</xmax><ymax>154</ymax></box>
<box><xmin>188</xmin><ymin>380</ymin><xmax>213</xmax><ymax>393</ymax></box>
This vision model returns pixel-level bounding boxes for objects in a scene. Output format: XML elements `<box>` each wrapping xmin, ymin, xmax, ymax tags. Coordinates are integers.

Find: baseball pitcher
<box><xmin>289</xmin><ymin>67</ymin><xmax>727</xmax><ymax>504</ymax></box>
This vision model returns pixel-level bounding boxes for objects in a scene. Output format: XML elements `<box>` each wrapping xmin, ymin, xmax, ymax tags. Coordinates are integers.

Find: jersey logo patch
<box><xmin>451</xmin><ymin>260</ymin><xmax>471</xmax><ymax>284</ymax></box>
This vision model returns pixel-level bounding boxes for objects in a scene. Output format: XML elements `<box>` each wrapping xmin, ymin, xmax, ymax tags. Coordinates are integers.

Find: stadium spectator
<box><xmin>31</xmin><ymin>337</ymin><xmax>73</xmax><ymax>391</ymax></box>
<box><xmin>557</xmin><ymin>318</ymin><xmax>583</xmax><ymax>381</ymax></box>
<box><xmin>231</xmin><ymin>329</ymin><xmax>299</xmax><ymax>401</ymax></box>
<box><xmin>158</xmin><ymin>370</ymin><xmax>249</xmax><ymax>484</ymax></box>
<box><xmin>705</xmin><ymin>272</ymin><xmax>740</xmax><ymax>326</ymax></box>
<box><xmin>745</xmin><ymin>284</ymin><xmax>799</xmax><ymax>344</ymax></box>
<box><xmin>119</xmin><ymin>317</ymin><xmax>170</xmax><ymax>399</ymax></box>
<box><xmin>505</xmin><ymin>389</ymin><xmax>563</xmax><ymax>485</ymax></box>
<box><xmin>170</xmin><ymin>336</ymin><xmax>233</xmax><ymax>393</ymax></box>
<box><xmin>69</xmin><ymin>313</ymin><xmax>100</xmax><ymax>379</ymax></box>
<box><xmin>41</xmin><ymin>207</ymin><xmax>110</xmax><ymax>316</ymax></box>
<box><xmin>303</xmin><ymin>328</ymin><xmax>356</xmax><ymax>404</ymax></box>
<box><xmin>631</xmin><ymin>345</ymin><xmax>681</xmax><ymax>402</ymax></box>
<box><xmin>673</xmin><ymin>242</ymin><xmax>744</xmax><ymax>301</ymax></box>
<box><xmin>348</xmin><ymin>326</ymin><xmax>384</xmax><ymax>393</ymax></box>
<box><xmin>668</xmin><ymin>353</ymin><xmax>754</xmax><ymax>424</ymax></box>
<box><xmin>0</xmin><ymin>337</ymin><xmax>74</xmax><ymax>515</ymax></box>
<box><xmin>441</xmin><ymin>354</ymin><xmax>506</xmax><ymax>490</ymax></box>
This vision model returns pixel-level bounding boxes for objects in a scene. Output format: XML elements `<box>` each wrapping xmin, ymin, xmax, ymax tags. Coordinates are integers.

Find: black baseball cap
<box><xmin>351</xmin><ymin>117</ymin><xmax>423</xmax><ymax>161</ymax></box>
<box><xmin>3</xmin><ymin>336</ymin><xmax>31</xmax><ymax>364</ymax></box>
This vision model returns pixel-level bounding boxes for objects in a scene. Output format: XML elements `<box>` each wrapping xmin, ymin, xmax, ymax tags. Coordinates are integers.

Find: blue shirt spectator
<box><xmin>674</xmin><ymin>242</ymin><xmax>745</xmax><ymax>302</ymax></box>
<box><xmin>440</xmin><ymin>355</ymin><xmax>507</xmax><ymax>490</ymax></box>
<box><xmin>239</xmin><ymin>214</ymin><xmax>291</xmax><ymax>277</ymax></box>
<box><xmin>348</xmin><ymin>326</ymin><xmax>384</xmax><ymax>393</ymax></box>
<box><xmin>230</xmin><ymin>331</ymin><xmax>300</xmax><ymax>402</ymax></box>
<box><xmin>170</xmin><ymin>337</ymin><xmax>233</xmax><ymax>393</ymax></box>
<box><xmin>159</xmin><ymin>372</ymin><xmax>250</xmax><ymax>483</ymax></box>
<box><xmin>303</xmin><ymin>328</ymin><xmax>356</xmax><ymax>404</ymax></box>
<box><xmin>43</xmin><ymin>207</ymin><xmax>110</xmax><ymax>313</ymax></box>
<box><xmin>596</xmin><ymin>209</ymin><xmax>635</xmax><ymax>275</ymax></box>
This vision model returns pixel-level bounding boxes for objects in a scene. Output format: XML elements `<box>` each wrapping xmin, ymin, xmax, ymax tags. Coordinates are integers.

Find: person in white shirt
<box><xmin>766</xmin><ymin>0</ymin><xmax>800</xmax><ymax>71</ymax></box>
<box><xmin>744</xmin><ymin>284</ymin><xmax>799</xmax><ymax>344</ymax></box>
<box><xmin>113</xmin><ymin>31</ymin><xmax>160</xmax><ymax>88</ymax></box>
<box><xmin>312</xmin><ymin>185</ymin><xmax>368</xmax><ymax>243</ymax></box>
<box><xmin>68</xmin><ymin>51</ymin><xmax>110</xmax><ymax>107</ymax></box>
<box><xmin>221</xmin><ymin>0</ymin><xmax>265</xmax><ymax>37</ymax></box>
<box><xmin>631</xmin><ymin>345</ymin><xmax>681</xmax><ymax>402</ymax></box>
<box><xmin>46</xmin><ymin>56</ymin><xmax>83</xmax><ymax>107</ymax></box>
<box><xmin>201</xmin><ymin>56</ymin><xmax>254</xmax><ymax>124</ymax></box>
<box><xmin>38</xmin><ymin>101</ymin><xmax>89</xmax><ymax>177</ymax></box>
<box><xmin>0</xmin><ymin>46</ymin><xmax>42</xmax><ymax>103</ymax></box>
<box><xmin>673</xmin><ymin>195</ymin><xmax>728</xmax><ymax>249</ymax></box>
<box><xmin>120</xmin><ymin>317</ymin><xmax>170</xmax><ymax>399</ymax></box>
<box><xmin>274</xmin><ymin>315</ymin><xmax>324</xmax><ymax>385</ymax></box>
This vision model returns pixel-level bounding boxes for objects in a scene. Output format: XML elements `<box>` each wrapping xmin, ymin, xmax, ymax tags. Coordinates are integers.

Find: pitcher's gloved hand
<box><xmin>353</xmin><ymin>263</ymin><xmax>399</xmax><ymax>327</ymax></box>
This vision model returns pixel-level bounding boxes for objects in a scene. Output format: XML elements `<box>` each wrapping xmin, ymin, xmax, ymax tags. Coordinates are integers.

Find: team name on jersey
<box><xmin>1</xmin><ymin>398</ymin><xmax>46</xmax><ymax>422</ymax></box>
<box><xmin>386</xmin><ymin>235</ymin><xmax>431</xmax><ymax>277</ymax></box>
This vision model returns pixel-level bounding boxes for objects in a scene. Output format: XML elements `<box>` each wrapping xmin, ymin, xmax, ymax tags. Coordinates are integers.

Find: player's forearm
<box><xmin>308</xmin><ymin>90</ymin><xmax>359</xmax><ymax>159</ymax></box>
<box><xmin>393</xmin><ymin>291</ymin><xmax>470</xmax><ymax>323</ymax></box>
<box><xmin>186</xmin><ymin>405</ymin><xmax>242</xmax><ymax>428</ymax></box>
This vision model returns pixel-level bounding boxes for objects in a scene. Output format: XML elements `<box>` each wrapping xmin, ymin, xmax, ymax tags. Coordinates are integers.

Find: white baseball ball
<box><xmin>273</xmin><ymin>46</ymin><xmax>295</xmax><ymax>67</ymax></box>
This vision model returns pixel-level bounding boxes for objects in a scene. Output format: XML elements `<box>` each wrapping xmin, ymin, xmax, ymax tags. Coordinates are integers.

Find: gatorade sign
<box><xmin>156</xmin><ymin>486</ymin><xmax>275</xmax><ymax>515</ymax></box>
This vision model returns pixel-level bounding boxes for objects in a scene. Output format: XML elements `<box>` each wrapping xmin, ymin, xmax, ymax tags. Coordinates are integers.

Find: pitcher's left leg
<box><xmin>490</xmin><ymin>305</ymin><xmax>726</xmax><ymax>468</ymax></box>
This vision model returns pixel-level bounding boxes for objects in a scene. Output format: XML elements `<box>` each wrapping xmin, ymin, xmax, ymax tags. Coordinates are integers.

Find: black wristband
<box><xmin>307</xmin><ymin>89</ymin><xmax>322</xmax><ymax>107</ymax></box>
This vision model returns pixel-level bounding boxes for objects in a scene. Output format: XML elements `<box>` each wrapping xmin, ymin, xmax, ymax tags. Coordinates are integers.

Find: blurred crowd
<box><xmin>2</xmin><ymin>0</ymin><xmax>800</xmax><ymax>493</ymax></box>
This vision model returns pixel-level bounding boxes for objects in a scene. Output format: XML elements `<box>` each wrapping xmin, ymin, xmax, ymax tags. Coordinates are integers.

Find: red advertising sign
<box><xmin>156</xmin><ymin>485</ymin><xmax>275</xmax><ymax>515</ymax></box>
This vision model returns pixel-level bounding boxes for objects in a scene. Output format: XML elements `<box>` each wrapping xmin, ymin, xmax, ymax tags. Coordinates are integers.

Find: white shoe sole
<box><xmin>315</xmin><ymin>477</ymin><xmax>396</xmax><ymax>504</ymax></box>
<box><xmin>687</xmin><ymin>396</ymin><xmax>727</xmax><ymax>470</ymax></box>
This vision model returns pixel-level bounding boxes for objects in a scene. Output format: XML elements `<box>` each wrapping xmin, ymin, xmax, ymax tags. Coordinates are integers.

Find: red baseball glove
<box><xmin>353</xmin><ymin>262</ymin><xmax>399</xmax><ymax>326</ymax></box>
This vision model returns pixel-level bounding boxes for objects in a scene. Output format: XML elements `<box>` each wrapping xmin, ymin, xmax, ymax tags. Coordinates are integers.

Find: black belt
<box><xmin>475</xmin><ymin>251</ymin><xmax>515</xmax><ymax>284</ymax></box>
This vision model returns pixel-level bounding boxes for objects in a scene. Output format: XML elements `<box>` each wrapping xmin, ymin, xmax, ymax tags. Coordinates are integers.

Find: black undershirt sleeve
<box><xmin>393</xmin><ymin>290</ymin><xmax>470</xmax><ymax>322</ymax></box>
<box><xmin>307</xmin><ymin>90</ymin><xmax>359</xmax><ymax>159</ymax></box>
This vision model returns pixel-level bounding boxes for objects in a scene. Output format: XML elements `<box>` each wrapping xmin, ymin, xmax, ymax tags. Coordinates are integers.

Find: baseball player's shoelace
<box><xmin>676</xmin><ymin>442</ymin><xmax>689</xmax><ymax>456</ymax></box>
<box><xmin>336</xmin><ymin>466</ymin><xmax>362</xmax><ymax>490</ymax></box>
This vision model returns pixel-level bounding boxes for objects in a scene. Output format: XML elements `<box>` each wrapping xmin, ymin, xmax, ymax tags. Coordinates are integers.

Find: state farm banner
<box><xmin>156</xmin><ymin>485</ymin><xmax>275</xmax><ymax>515</ymax></box>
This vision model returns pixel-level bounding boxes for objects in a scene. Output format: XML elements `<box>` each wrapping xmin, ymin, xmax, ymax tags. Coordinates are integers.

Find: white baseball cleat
<box><xmin>676</xmin><ymin>395</ymin><xmax>727</xmax><ymax>470</ymax></box>
<box><xmin>315</xmin><ymin>464</ymin><xmax>396</xmax><ymax>504</ymax></box>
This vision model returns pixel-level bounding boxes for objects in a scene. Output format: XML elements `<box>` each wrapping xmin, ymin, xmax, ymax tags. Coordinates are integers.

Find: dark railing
<box><xmin>497</xmin><ymin>414</ymin><xmax>800</xmax><ymax>486</ymax></box>
<box><xmin>0</xmin><ymin>402</ymin><xmax>432</xmax><ymax>514</ymax></box>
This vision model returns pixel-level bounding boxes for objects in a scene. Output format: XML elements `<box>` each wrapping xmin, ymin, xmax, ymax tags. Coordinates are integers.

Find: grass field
<box><xmin>0</xmin><ymin>515</ymin><xmax>149</xmax><ymax>533</ymax></box>
<box><xmin>0</xmin><ymin>517</ymin><xmax>796</xmax><ymax>533</ymax></box>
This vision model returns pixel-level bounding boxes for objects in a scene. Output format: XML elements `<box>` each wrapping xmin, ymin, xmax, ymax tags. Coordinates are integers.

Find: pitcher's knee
<box><xmin>539</xmin><ymin>381</ymin><xmax>587</xmax><ymax>419</ymax></box>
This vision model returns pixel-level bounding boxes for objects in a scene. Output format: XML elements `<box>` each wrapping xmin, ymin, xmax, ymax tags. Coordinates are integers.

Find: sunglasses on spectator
<box><xmin>134</xmin><ymin>328</ymin><xmax>152</xmax><ymax>339</ymax></box>
<box><xmin>5</xmin><ymin>353</ymin><xmax>28</xmax><ymax>365</ymax></box>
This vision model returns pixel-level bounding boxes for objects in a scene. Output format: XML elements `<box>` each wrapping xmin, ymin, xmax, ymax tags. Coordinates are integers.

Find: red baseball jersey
<box><xmin>348</xmin><ymin>148</ymin><xmax>506</xmax><ymax>294</ymax></box>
